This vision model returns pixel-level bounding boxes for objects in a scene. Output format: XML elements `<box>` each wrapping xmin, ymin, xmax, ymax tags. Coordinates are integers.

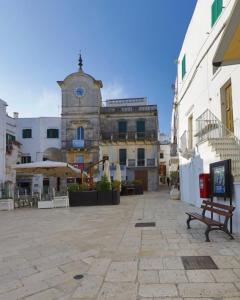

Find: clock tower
<box><xmin>57</xmin><ymin>55</ymin><xmax>103</xmax><ymax>170</ymax></box>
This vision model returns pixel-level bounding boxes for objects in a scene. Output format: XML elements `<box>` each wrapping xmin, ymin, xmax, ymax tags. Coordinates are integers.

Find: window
<box><xmin>137</xmin><ymin>120</ymin><xmax>145</xmax><ymax>139</ymax></box>
<box><xmin>119</xmin><ymin>149</ymin><xmax>127</xmax><ymax>166</ymax></box>
<box><xmin>160</xmin><ymin>152</ymin><xmax>164</xmax><ymax>159</ymax></box>
<box><xmin>76</xmin><ymin>155</ymin><xmax>84</xmax><ymax>163</ymax></box>
<box><xmin>21</xmin><ymin>156</ymin><xmax>31</xmax><ymax>164</ymax></box>
<box><xmin>212</xmin><ymin>0</ymin><xmax>223</xmax><ymax>27</ymax></box>
<box><xmin>6</xmin><ymin>133</ymin><xmax>15</xmax><ymax>143</ymax></box>
<box><xmin>47</xmin><ymin>129</ymin><xmax>59</xmax><ymax>138</ymax></box>
<box><xmin>22</xmin><ymin>129</ymin><xmax>32</xmax><ymax>139</ymax></box>
<box><xmin>137</xmin><ymin>148</ymin><xmax>145</xmax><ymax>166</ymax></box>
<box><xmin>182</xmin><ymin>55</ymin><xmax>186</xmax><ymax>79</ymax></box>
<box><xmin>76</xmin><ymin>127</ymin><xmax>84</xmax><ymax>140</ymax></box>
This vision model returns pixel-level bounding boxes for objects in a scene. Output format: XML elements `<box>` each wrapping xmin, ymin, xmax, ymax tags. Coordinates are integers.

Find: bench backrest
<box><xmin>201</xmin><ymin>200</ymin><xmax>235</xmax><ymax>218</ymax></box>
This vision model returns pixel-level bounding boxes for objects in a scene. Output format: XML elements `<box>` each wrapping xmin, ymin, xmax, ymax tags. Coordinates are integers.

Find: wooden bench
<box><xmin>186</xmin><ymin>200</ymin><xmax>235</xmax><ymax>242</ymax></box>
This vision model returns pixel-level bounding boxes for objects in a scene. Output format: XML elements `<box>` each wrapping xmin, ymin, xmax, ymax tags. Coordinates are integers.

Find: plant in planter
<box><xmin>68</xmin><ymin>182</ymin><xmax>98</xmax><ymax>206</ymax></box>
<box><xmin>111</xmin><ymin>180</ymin><xmax>121</xmax><ymax>205</ymax></box>
<box><xmin>68</xmin><ymin>183</ymin><xmax>80</xmax><ymax>192</ymax></box>
<box><xmin>132</xmin><ymin>179</ymin><xmax>144</xmax><ymax>195</ymax></box>
<box><xmin>97</xmin><ymin>175</ymin><xmax>114</xmax><ymax>205</ymax></box>
<box><xmin>169</xmin><ymin>171</ymin><xmax>180</xmax><ymax>200</ymax></box>
<box><xmin>112</xmin><ymin>180</ymin><xmax>121</xmax><ymax>191</ymax></box>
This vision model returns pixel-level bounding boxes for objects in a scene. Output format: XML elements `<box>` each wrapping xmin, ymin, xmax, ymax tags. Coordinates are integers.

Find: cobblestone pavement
<box><xmin>0</xmin><ymin>188</ymin><xmax>240</xmax><ymax>299</ymax></box>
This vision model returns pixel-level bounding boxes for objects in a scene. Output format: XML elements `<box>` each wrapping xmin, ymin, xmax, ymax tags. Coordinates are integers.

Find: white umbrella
<box><xmin>103</xmin><ymin>160</ymin><xmax>111</xmax><ymax>182</ymax></box>
<box><xmin>115</xmin><ymin>163</ymin><xmax>122</xmax><ymax>182</ymax></box>
<box><xmin>14</xmin><ymin>160</ymin><xmax>81</xmax><ymax>177</ymax></box>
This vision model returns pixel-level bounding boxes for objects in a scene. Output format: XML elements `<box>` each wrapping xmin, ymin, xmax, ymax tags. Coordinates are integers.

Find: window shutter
<box><xmin>182</xmin><ymin>55</ymin><xmax>186</xmax><ymax>79</ymax></box>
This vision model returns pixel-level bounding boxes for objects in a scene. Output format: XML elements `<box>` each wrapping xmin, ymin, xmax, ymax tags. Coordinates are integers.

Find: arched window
<box><xmin>76</xmin><ymin>127</ymin><xmax>84</xmax><ymax>140</ymax></box>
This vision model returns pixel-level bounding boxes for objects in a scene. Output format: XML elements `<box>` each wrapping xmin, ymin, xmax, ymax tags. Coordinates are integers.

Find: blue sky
<box><xmin>0</xmin><ymin>0</ymin><xmax>196</xmax><ymax>134</ymax></box>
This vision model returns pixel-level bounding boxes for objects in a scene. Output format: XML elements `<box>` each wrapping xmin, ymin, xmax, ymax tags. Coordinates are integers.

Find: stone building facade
<box><xmin>58</xmin><ymin>59</ymin><xmax>159</xmax><ymax>191</ymax></box>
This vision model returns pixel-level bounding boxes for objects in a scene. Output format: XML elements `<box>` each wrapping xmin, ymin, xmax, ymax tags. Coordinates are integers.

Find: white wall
<box><xmin>16</xmin><ymin>117</ymin><xmax>61</xmax><ymax>162</ymax></box>
<box><xmin>175</xmin><ymin>0</ymin><xmax>240</xmax><ymax>232</ymax></box>
<box><xmin>0</xmin><ymin>99</ymin><xmax>7</xmax><ymax>184</ymax></box>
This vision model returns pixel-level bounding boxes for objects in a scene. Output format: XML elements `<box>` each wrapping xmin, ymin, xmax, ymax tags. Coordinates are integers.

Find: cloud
<box><xmin>7</xmin><ymin>88</ymin><xmax>60</xmax><ymax>118</ymax></box>
<box><xmin>101</xmin><ymin>81</ymin><xmax>126</xmax><ymax>101</ymax></box>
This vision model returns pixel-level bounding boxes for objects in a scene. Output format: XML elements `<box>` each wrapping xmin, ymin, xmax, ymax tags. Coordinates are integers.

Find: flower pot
<box><xmin>97</xmin><ymin>191</ymin><xmax>113</xmax><ymax>205</ymax></box>
<box><xmin>170</xmin><ymin>187</ymin><xmax>180</xmax><ymax>200</ymax></box>
<box><xmin>69</xmin><ymin>191</ymin><xmax>97</xmax><ymax>206</ymax></box>
<box><xmin>112</xmin><ymin>190</ymin><xmax>120</xmax><ymax>205</ymax></box>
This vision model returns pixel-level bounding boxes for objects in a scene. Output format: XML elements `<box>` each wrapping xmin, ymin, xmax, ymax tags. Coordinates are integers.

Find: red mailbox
<box><xmin>199</xmin><ymin>173</ymin><xmax>211</xmax><ymax>198</ymax></box>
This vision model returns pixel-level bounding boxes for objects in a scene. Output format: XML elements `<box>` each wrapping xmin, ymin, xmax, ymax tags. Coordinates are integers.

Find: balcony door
<box><xmin>118</xmin><ymin>121</ymin><xmax>127</xmax><ymax>140</ymax></box>
<box><xmin>137</xmin><ymin>120</ymin><xmax>145</xmax><ymax>139</ymax></box>
<box><xmin>137</xmin><ymin>148</ymin><xmax>145</xmax><ymax>166</ymax></box>
<box><xmin>119</xmin><ymin>149</ymin><xmax>127</xmax><ymax>166</ymax></box>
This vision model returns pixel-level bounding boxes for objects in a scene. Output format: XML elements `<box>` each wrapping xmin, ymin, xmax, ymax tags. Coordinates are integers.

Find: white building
<box><xmin>0</xmin><ymin>99</ymin><xmax>7</xmax><ymax>186</ymax></box>
<box><xmin>15</xmin><ymin>116</ymin><xmax>61</xmax><ymax>193</ymax></box>
<box><xmin>159</xmin><ymin>133</ymin><xmax>171</xmax><ymax>184</ymax></box>
<box><xmin>173</xmin><ymin>0</ymin><xmax>240</xmax><ymax>232</ymax></box>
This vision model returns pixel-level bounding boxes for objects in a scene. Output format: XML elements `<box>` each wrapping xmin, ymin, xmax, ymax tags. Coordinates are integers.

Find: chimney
<box><xmin>13</xmin><ymin>112</ymin><xmax>19</xmax><ymax>118</ymax></box>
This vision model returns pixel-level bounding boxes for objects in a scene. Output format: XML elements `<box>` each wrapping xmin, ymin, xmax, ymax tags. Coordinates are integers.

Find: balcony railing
<box><xmin>64</xmin><ymin>140</ymin><xmax>95</xmax><ymax>149</ymax></box>
<box><xmin>101</xmin><ymin>131</ymin><xmax>158</xmax><ymax>142</ymax></box>
<box><xmin>126</xmin><ymin>158</ymin><xmax>157</xmax><ymax>167</ymax></box>
<box><xmin>100</xmin><ymin>105</ymin><xmax>157</xmax><ymax>114</ymax></box>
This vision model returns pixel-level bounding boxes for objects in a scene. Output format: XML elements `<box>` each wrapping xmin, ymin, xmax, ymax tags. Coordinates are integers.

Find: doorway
<box><xmin>222</xmin><ymin>82</ymin><xmax>234</xmax><ymax>133</ymax></box>
<box><xmin>135</xmin><ymin>170</ymin><xmax>148</xmax><ymax>191</ymax></box>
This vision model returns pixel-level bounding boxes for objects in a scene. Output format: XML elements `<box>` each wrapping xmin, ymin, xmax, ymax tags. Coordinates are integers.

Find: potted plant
<box><xmin>112</xmin><ymin>180</ymin><xmax>121</xmax><ymax>205</ymax></box>
<box><xmin>97</xmin><ymin>175</ymin><xmax>113</xmax><ymax>205</ymax></box>
<box><xmin>68</xmin><ymin>183</ymin><xmax>97</xmax><ymax>206</ymax></box>
<box><xmin>169</xmin><ymin>171</ymin><xmax>180</xmax><ymax>200</ymax></box>
<box><xmin>132</xmin><ymin>179</ymin><xmax>144</xmax><ymax>195</ymax></box>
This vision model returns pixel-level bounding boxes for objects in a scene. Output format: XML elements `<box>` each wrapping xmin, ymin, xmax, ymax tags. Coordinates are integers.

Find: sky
<box><xmin>0</xmin><ymin>0</ymin><xmax>197</xmax><ymax>134</ymax></box>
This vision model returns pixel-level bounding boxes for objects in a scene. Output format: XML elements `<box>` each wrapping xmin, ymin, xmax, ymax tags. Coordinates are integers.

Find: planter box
<box><xmin>0</xmin><ymin>199</ymin><xmax>14</xmax><ymax>211</ymax></box>
<box><xmin>53</xmin><ymin>196</ymin><xmax>69</xmax><ymax>208</ymax></box>
<box><xmin>69</xmin><ymin>191</ymin><xmax>97</xmax><ymax>206</ymax></box>
<box><xmin>38</xmin><ymin>200</ymin><xmax>54</xmax><ymax>209</ymax></box>
<box><xmin>97</xmin><ymin>191</ymin><xmax>113</xmax><ymax>205</ymax></box>
<box><xmin>112</xmin><ymin>190</ymin><xmax>120</xmax><ymax>205</ymax></box>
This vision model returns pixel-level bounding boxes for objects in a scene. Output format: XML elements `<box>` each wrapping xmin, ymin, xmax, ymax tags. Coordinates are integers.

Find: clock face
<box><xmin>74</xmin><ymin>87</ymin><xmax>86</xmax><ymax>98</ymax></box>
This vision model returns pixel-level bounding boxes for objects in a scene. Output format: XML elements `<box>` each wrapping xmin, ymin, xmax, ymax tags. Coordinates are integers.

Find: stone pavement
<box><xmin>0</xmin><ymin>188</ymin><xmax>240</xmax><ymax>299</ymax></box>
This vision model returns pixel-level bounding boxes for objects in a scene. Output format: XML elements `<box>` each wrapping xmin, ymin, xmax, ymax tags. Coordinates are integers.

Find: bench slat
<box><xmin>200</xmin><ymin>205</ymin><xmax>233</xmax><ymax>217</ymax></box>
<box><xmin>202</xmin><ymin>200</ymin><xmax>235</xmax><ymax>211</ymax></box>
<box><xmin>186</xmin><ymin>212</ymin><xmax>223</xmax><ymax>226</ymax></box>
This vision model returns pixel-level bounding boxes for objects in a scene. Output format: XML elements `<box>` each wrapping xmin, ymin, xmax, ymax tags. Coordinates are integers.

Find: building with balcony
<box><xmin>172</xmin><ymin>0</ymin><xmax>240</xmax><ymax>232</ymax></box>
<box><xmin>100</xmin><ymin>98</ymin><xmax>159</xmax><ymax>191</ymax></box>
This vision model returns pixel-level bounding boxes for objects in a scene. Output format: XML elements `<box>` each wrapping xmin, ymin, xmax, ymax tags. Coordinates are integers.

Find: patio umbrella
<box><xmin>115</xmin><ymin>163</ymin><xmax>122</xmax><ymax>182</ymax></box>
<box><xmin>103</xmin><ymin>160</ymin><xmax>111</xmax><ymax>182</ymax></box>
<box><xmin>14</xmin><ymin>160</ymin><xmax>81</xmax><ymax>177</ymax></box>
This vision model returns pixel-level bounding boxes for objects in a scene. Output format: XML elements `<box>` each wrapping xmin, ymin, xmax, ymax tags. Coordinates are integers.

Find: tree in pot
<box><xmin>68</xmin><ymin>183</ymin><xmax>97</xmax><ymax>206</ymax></box>
<box><xmin>97</xmin><ymin>175</ymin><xmax>113</xmax><ymax>205</ymax></box>
<box><xmin>169</xmin><ymin>171</ymin><xmax>180</xmax><ymax>200</ymax></box>
<box><xmin>112</xmin><ymin>180</ymin><xmax>121</xmax><ymax>205</ymax></box>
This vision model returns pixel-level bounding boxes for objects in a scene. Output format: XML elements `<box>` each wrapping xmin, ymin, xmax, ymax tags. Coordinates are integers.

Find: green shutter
<box><xmin>118</xmin><ymin>121</ymin><xmax>127</xmax><ymax>133</ymax></box>
<box><xmin>119</xmin><ymin>149</ymin><xmax>127</xmax><ymax>165</ymax></box>
<box><xmin>212</xmin><ymin>0</ymin><xmax>223</xmax><ymax>27</ymax></box>
<box><xmin>137</xmin><ymin>120</ymin><xmax>145</xmax><ymax>132</ymax></box>
<box><xmin>22</xmin><ymin>129</ymin><xmax>32</xmax><ymax>138</ymax></box>
<box><xmin>182</xmin><ymin>55</ymin><xmax>186</xmax><ymax>79</ymax></box>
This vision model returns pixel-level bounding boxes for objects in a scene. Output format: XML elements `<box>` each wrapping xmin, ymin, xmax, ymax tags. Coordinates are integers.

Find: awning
<box><xmin>14</xmin><ymin>160</ymin><xmax>81</xmax><ymax>177</ymax></box>
<box><xmin>213</xmin><ymin>0</ymin><xmax>240</xmax><ymax>67</ymax></box>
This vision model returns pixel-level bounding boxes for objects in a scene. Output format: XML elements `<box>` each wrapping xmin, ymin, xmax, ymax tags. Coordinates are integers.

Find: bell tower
<box><xmin>57</xmin><ymin>55</ymin><xmax>103</xmax><ymax>169</ymax></box>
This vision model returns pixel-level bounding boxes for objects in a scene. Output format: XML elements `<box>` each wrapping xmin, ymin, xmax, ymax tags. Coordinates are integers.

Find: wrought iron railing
<box><xmin>63</xmin><ymin>140</ymin><xmax>96</xmax><ymax>149</ymax></box>
<box><xmin>101</xmin><ymin>131</ymin><xmax>158</xmax><ymax>142</ymax></box>
<box><xmin>195</xmin><ymin>109</ymin><xmax>240</xmax><ymax>146</ymax></box>
<box><xmin>101</xmin><ymin>105</ymin><xmax>157</xmax><ymax>114</ymax></box>
<box><xmin>126</xmin><ymin>158</ymin><xmax>156</xmax><ymax>167</ymax></box>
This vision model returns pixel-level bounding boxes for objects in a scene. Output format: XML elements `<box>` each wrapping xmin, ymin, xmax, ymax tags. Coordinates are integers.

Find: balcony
<box><xmin>126</xmin><ymin>158</ymin><xmax>157</xmax><ymax>167</ymax></box>
<box><xmin>100</xmin><ymin>105</ymin><xmax>157</xmax><ymax>114</ymax></box>
<box><xmin>101</xmin><ymin>131</ymin><xmax>158</xmax><ymax>142</ymax></box>
<box><xmin>64</xmin><ymin>140</ymin><xmax>95</xmax><ymax>150</ymax></box>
